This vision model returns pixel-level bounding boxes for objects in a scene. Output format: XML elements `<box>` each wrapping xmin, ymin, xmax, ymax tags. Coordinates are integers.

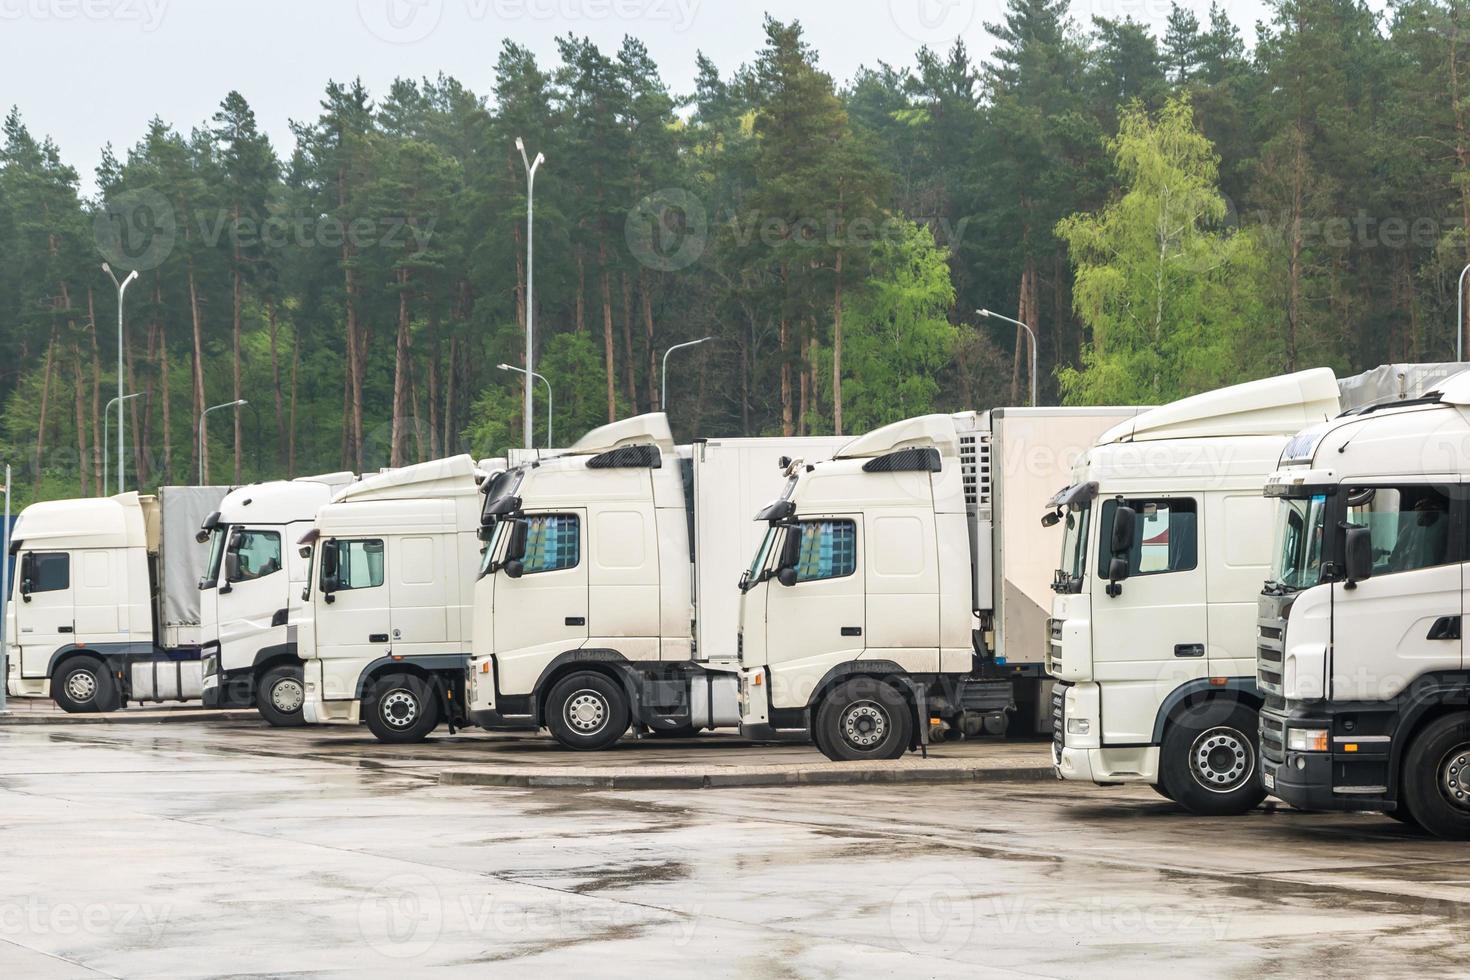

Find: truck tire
<box><xmin>1152</xmin><ymin>783</ymin><xmax>1177</xmax><ymax>803</ymax></box>
<box><xmin>1159</xmin><ymin>702</ymin><xmax>1265</xmax><ymax>816</ymax></box>
<box><xmin>1401</xmin><ymin>712</ymin><xmax>1470</xmax><ymax>841</ymax></box>
<box><xmin>814</xmin><ymin>678</ymin><xmax>913</xmax><ymax>762</ymax></box>
<box><xmin>545</xmin><ymin>671</ymin><xmax>630</xmax><ymax>751</ymax></box>
<box><xmin>255</xmin><ymin>664</ymin><xmax>306</xmax><ymax>728</ymax></box>
<box><xmin>53</xmin><ymin>656</ymin><xmax>120</xmax><ymax>713</ymax></box>
<box><xmin>364</xmin><ymin>673</ymin><xmax>440</xmax><ymax>744</ymax></box>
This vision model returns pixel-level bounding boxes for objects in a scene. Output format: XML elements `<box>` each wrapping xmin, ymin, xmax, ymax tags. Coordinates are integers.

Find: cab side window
<box><xmin>1345</xmin><ymin>485</ymin><xmax>1456</xmax><ymax>575</ymax></box>
<box><xmin>522</xmin><ymin>514</ymin><xmax>580</xmax><ymax>574</ymax></box>
<box><xmin>1100</xmin><ymin>498</ymin><xmax>1198</xmax><ymax>576</ymax></box>
<box><xmin>24</xmin><ymin>552</ymin><xmax>69</xmax><ymax>593</ymax></box>
<box><xmin>796</xmin><ymin>520</ymin><xmax>857</xmax><ymax>582</ymax></box>
<box><xmin>227</xmin><ymin>530</ymin><xmax>282</xmax><ymax>583</ymax></box>
<box><xmin>324</xmin><ymin>539</ymin><xmax>385</xmax><ymax>591</ymax></box>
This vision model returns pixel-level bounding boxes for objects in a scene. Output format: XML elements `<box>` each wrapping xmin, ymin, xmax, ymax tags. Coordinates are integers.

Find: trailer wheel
<box><xmin>1159</xmin><ymin>701</ymin><xmax>1265</xmax><ymax>816</ymax></box>
<box><xmin>1401</xmin><ymin>712</ymin><xmax>1470</xmax><ymax>841</ymax></box>
<box><xmin>814</xmin><ymin>678</ymin><xmax>912</xmax><ymax>762</ymax></box>
<box><xmin>255</xmin><ymin>664</ymin><xmax>306</xmax><ymax>728</ymax></box>
<box><xmin>53</xmin><ymin>656</ymin><xmax>120</xmax><ymax>713</ymax></box>
<box><xmin>545</xmin><ymin>671</ymin><xmax>630</xmax><ymax>751</ymax></box>
<box><xmin>364</xmin><ymin>673</ymin><xmax>440</xmax><ymax>744</ymax></box>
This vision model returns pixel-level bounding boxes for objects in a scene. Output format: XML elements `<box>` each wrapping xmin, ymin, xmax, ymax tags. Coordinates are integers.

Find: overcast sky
<box><xmin>5</xmin><ymin>0</ymin><xmax>1290</xmax><ymax>196</ymax></box>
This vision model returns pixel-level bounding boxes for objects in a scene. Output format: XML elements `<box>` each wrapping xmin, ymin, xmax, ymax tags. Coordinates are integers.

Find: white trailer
<box><xmin>736</xmin><ymin>407</ymin><xmax>1142</xmax><ymax>759</ymax></box>
<box><xmin>5</xmin><ymin>487</ymin><xmax>226</xmax><ymax>711</ymax></box>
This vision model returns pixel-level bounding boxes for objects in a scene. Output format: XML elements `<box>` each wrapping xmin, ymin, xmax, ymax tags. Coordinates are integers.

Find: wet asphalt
<box><xmin>0</xmin><ymin>719</ymin><xmax>1466</xmax><ymax>978</ymax></box>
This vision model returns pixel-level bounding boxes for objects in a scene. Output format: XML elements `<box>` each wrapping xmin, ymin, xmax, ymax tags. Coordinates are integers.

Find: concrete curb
<box><xmin>0</xmin><ymin>709</ymin><xmax>259</xmax><ymax>727</ymax></box>
<box><xmin>439</xmin><ymin>763</ymin><xmax>1056</xmax><ymax>790</ymax></box>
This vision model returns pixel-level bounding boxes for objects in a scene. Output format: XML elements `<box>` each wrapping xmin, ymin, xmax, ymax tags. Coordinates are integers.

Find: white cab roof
<box><xmin>219</xmin><ymin>473</ymin><xmax>357</xmax><ymax>524</ymax></box>
<box><xmin>332</xmin><ymin>455</ymin><xmax>479</xmax><ymax>503</ymax></box>
<box><xmin>13</xmin><ymin>492</ymin><xmax>147</xmax><ymax>550</ymax></box>
<box><xmin>834</xmin><ymin>414</ymin><xmax>960</xmax><ymax>459</ymax></box>
<box><xmin>567</xmin><ymin>413</ymin><xmax>676</xmax><ymax>455</ymax></box>
<box><xmin>1434</xmin><ymin>368</ymin><xmax>1470</xmax><ymax>406</ymax></box>
<box><xmin>1098</xmin><ymin>368</ymin><xmax>1340</xmax><ymax>444</ymax></box>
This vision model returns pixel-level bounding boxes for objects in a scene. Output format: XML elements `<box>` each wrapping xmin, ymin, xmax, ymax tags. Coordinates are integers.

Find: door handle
<box><xmin>369</xmin><ymin>633</ymin><xmax>390</xmax><ymax>643</ymax></box>
<box><xmin>1427</xmin><ymin>616</ymin><xmax>1461</xmax><ymax>641</ymax></box>
<box><xmin>58</xmin><ymin>626</ymin><xmax>74</xmax><ymax>634</ymax></box>
<box><xmin>841</xmin><ymin>626</ymin><xmax>863</xmax><ymax>637</ymax></box>
<box><xmin>565</xmin><ymin>617</ymin><xmax>586</xmax><ymax>627</ymax></box>
<box><xmin>1174</xmin><ymin>643</ymin><xmax>1205</xmax><ymax>658</ymax></box>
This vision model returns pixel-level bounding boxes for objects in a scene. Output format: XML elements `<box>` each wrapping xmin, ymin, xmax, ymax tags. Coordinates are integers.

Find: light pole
<box><xmin>1457</xmin><ymin>263</ymin><xmax>1470</xmax><ymax>362</ymax></box>
<box><xmin>102</xmin><ymin>263</ymin><xmax>139</xmax><ymax>494</ymax></box>
<box><xmin>978</xmin><ymin>309</ymin><xmax>1038</xmax><ymax>407</ymax></box>
<box><xmin>661</xmin><ymin>337</ymin><xmax>713</xmax><ymax>411</ymax></box>
<box><xmin>199</xmin><ymin>399</ymin><xmax>247</xmax><ymax>484</ymax></box>
<box><xmin>498</xmin><ymin>364</ymin><xmax>552</xmax><ymax>448</ymax></box>
<box><xmin>516</xmin><ymin>137</ymin><xmax>545</xmax><ymax>450</ymax></box>
<box><xmin>103</xmin><ymin>392</ymin><xmax>142</xmax><ymax>492</ymax></box>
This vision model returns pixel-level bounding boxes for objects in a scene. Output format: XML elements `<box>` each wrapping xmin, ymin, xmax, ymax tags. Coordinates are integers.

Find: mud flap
<box><xmin>895</xmin><ymin>676</ymin><xmax>928</xmax><ymax>758</ymax></box>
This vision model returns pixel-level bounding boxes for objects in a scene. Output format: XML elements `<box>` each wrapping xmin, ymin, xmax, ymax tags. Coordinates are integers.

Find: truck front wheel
<box><xmin>1402</xmin><ymin>712</ymin><xmax>1470</xmax><ymax>841</ymax></box>
<box><xmin>545</xmin><ymin>671</ymin><xmax>630</xmax><ymax>751</ymax></box>
<box><xmin>53</xmin><ymin>656</ymin><xmax>121</xmax><ymax>713</ymax></box>
<box><xmin>364</xmin><ymin>673</ymin><xmax>440</xmax><ymax>743</ymax></box>
<box><xmin>814</xmin><ymin>678</ymin><xmax>913</xmax><ymax>762</ymax></box>
<box><xmin>256</xmin><ymin>664</ymin><xmax>306</xmax><ymax>728</ymax></box>
<box><xmin>1159</xmin><ymin>702</ymin><xmax>1265</xmax><ymax>816</ymax></box>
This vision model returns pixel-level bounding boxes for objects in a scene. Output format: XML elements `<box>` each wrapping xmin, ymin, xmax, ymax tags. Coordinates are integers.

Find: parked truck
<box><xmin>196</xmin><ymin>472</ymin><xmax>356</xmax><ymax>725</ymax></box>
<box><xmin>1259</xmin><ymin>368</ymin><xmax>1470</xmax><ymax>840</ymax></box>
<box><xmin>1047</xmin><ymin>369</ymin><xmax>1342</xmax><ymax>815</ymax></box>
<box><xmin>5</xmin><ymin>487</ymin><xmax>226</xmax><ymax>712</ymax></box>
<box><xmin>735</xmin><ymin>407</ymin><xmax>1142</xmax><ymax>760</ymax></box>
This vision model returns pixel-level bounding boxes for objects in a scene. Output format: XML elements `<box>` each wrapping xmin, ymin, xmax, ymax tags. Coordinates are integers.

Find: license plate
<box><xmin>1263</xmin><ymin>770</ymin><xmax>1276</xmax><ymax>791</ymax></box>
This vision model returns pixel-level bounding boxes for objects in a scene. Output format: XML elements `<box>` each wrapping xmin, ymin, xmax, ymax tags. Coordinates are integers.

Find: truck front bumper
<box><xmin>301</xmin><ymin>660</ymin><xmax>359</xmax><ymax>725</ymax></box>
<box><xmin>1053</xmin><ymin>743</ymin><xmax>1161</xmax><ymax>785</ymax></box>
<box><xmin>1260</xmin><ymin>704</ymin><xmax>1397</xmax><ymax>813</ymax></box>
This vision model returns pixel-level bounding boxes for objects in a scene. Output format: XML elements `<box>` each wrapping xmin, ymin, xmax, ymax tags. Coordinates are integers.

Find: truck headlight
<box><xmin>1287</xmin><ymin>728</ymin><xmax>1329</xmax><ymax>752</ymax></box>
<box><xmin>1067</xmin><ymin>718</ymin><xmax>1090</xmax><ymax>735</ymax></box>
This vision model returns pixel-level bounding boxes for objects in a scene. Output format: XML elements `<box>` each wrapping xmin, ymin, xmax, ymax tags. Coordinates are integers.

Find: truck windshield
<box><xmin>742</xmin><ymin>527</ymin><xmax>777</xmax><ymax>591</ymax></box>
<box><xmin>1267</xmin><ymin>494</ymin><xmax>1329</xmax><ymax>592</ymax></box>
<box><xmin>1054</xmin><ymin>503</ymin><xmax>1091</xmax><ymax>593</ymax></box>
<box><xmin>478</xmin><ymin>520</ymin><xmax>504</xmax><ymax>579</ymax></box>
<box><xmin>203</xmin><ymin>526</ymin><xmax>228</xmax><ymax>587</ymax></box>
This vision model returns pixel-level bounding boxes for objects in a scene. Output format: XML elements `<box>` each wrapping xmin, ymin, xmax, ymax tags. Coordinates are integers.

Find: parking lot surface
<box><xmin>1</xmin><ymin>718</ymin><xmax>1467</xmax><ymax>978</ymax></box>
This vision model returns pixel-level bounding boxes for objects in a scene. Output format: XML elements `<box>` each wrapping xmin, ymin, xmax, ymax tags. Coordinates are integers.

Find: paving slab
<box><xmin>0</xmin><ymin>698</ymin><xmax>255</xmax><ymax>726</ymax></box>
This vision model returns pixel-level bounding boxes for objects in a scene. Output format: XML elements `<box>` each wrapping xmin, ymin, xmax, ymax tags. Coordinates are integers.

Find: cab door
<box><xmin>492</xmin><ymin>511</ymin><xmax>590</xmax><ymax>694</ymax></box>
<box><xmin>763</xmin><ymin>517</ymin><xmax>866</xmax><ymax>709</ymax></box>
<box><xmin>216</xmin><ymin>527</ymin><xmax>287</xmax><ymax>672</ymax></box>
<box><xmin>1090</xmin><ymin>496</ymin><xmax>1209</xmax><ymax>744</ymax></box>
<box><xmin>314</xmin><ymin>537</ymin><xmax>393</xmax><ymax>676</ymax></box>
<box><xmin>1331</xmin><ymin>482</ymin><xmax>1462</xmax><ymax>700</ymax></box>
<box><xmin>16</xmin><ymin>551</ymin><xmax>74</xmax><ymax>677</ymax></box>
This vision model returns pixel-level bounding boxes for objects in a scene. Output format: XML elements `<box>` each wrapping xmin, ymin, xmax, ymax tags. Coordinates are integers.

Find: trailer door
<box><xmin>16</xmin><ymin>550</ymin><xmax>74</xmax><ymax>678</ymax></box>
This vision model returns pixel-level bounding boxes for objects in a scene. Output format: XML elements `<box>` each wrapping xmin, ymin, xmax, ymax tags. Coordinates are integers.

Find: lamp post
<box><xmin>661</xmin><ymin>336</ymin><xmax>713</xmax><ymax>411</ymax></box>
<box><xmin>102</xmin><ymin>264</ymin><xmax>139</xmax><ymax>494</ymax></box>
<box><xmin>103</xmin><ymin>393</ymin><xmax>142</xmax><ymax>492</ymax></box>
<box><xmin>498</xmin><ymin>364</ymin><xmax>552</xmax><ymax>448</ymax></box>
<box><xmin>199</xmin><ymin>400</ymin><xmax>247</xmax><ymax>484</ymax></box>
<box><xmin>977</xmin><ymin>309</ymin><xmax>1038</xmax><ymax>407</ymax></box>
<box><xmin>1457</xmin><ymin>263</ymin><xmax>1470</xmax><ymax>362</ymax></box>
<box><xmin>516</xmin><ymin>137</ymin><xmax>545</xmax><ymax>450</ymax></box>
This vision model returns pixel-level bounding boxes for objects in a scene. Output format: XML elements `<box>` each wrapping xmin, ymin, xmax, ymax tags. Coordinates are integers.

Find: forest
<box><xmin>2</xmin><ymin>0</ymin><xmax>1469</xmax><ymax>504</ymax></box>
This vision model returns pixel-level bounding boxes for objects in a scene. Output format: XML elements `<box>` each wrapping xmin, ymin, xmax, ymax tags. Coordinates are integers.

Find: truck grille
<box><xmin>1259</xmin><ymin>708</ymin><xmax>1288</xmax><ymax>765</ymax></box>
<box><xmin>1051</xmin><ymin>683</ymin><xmax>1067</xmax><ymax>752</ymax></box>
<box><xmin>1045</xmin><ymin>618</ymin><xmax>1064</xmax><ymax>676</ymax></box>
<box><xmin>1256</xmin><ymin>620</ymin><xmax>1285</xmax><ymax>697</ymax></box>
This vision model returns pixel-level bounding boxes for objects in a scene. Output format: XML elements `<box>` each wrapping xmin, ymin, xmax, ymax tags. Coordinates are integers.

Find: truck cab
<box><xmin>196</xmin><ymin>472</ymin><xmax>355</xmax><ymax>725</ymax></box>
<box><xmin>298</xmin><ymin>456</ymin><xmax>485</xmax><ymax>740</ymax></box>
<box><xmin>1048</xmin><ymin>369</ymin><xmax>1341</xmax><ymax>815</ymax></box>
<box><xmin>1259</xmin><ymin>371</ymin><xmax>1470</xmax><ymax>839</ymax></box>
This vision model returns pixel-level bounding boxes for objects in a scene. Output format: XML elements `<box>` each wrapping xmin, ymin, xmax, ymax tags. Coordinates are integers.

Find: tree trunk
<box><xmin>575</xmin><ymin>248</ymin><xmax>586</xmax><ymax>334</ymax></box>
<box><xmin>32</xmin><ymin>334</ymin><xmax>55</xmax><ymax>498</ymax></box>
<box><xmin>71</xmin><ymin>347</ymin><xmax>91</xmax><ymax>496</ymax></box>
<box><xmin>288</xmin><ymin>327</ymin><xmax>300</xmax><ymax>477</ymax></box>
<box><xmin>390</xmin><ymin>268</ymin><xmax>411</xmax><ymax>468</ymax></box>
<box><xmin>232</xmin><ymin>228</ymin><xmax>243</xmax><ymax>483</ymax></box>
<box><xmin>831</xmin><ymin>250</ymin><xmax>844</xmax><ymax>435</ymax></box>
<box><xmin>620</xmin><ymin>272</ymin><xmax>638</xmax><ymax>411</ymax></box>
<box><xmin>443</xmin><ymin>335</ymin><xmax>457</xmax><ymax>454</ymax></box>
<box><xmin>87</xmin><ymin>289</ymin><xmax>103</xmax><ymax>495</ymax></box>
<box><xmin>428</xmin><ymin>321</ymin><xmax>443</xmax><ymax>460</ymax></box>
<box><xmin>779</xmin><ymin>312</ymin><xmax>793</xmax><ymax>437</ymax></box>
<box><xmin>640</xmin><ymin>272</ymin><xmax>658</xmax><ymax>411</ymax></box>
<box><xmin>267</xmin><ymin>298</ymin><xmax>286</xmax><ymax>469</ymax></box>
<box><xmin>600</xmin><ymin>242</ymin><xmax>617</xmax><ymax>423</ymax></box>
<box><xmin>159</xmin><ymin>306</ymin><xmax>173</xmax><ymax>483</ymax></box>
<box><xmin>188</xmin><ymin>263</ymin><xmax>207</xmax><ymax>483</ymax></box>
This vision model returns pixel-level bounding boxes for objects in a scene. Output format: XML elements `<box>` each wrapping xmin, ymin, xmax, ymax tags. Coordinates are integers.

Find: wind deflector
<box><xmin>586</xmin><ymin>444</ymin><xmax>662</xmax><ymax>469</ymax></box>
<box><xmin>861</xmin><ymin>447</ymin><xmax>942</xmax><ymax>473</ymax></box>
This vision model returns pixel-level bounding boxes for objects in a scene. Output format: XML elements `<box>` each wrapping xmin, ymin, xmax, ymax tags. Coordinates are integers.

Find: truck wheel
<box><xmin>255</xmin><ymin>664</ymin><xmax>306</xmax><ymax>728</ymax></box>
<box><xmin>1159</xmin><ymin>702</ymin><xmax>1265</xmax><ymax>816</ymax></box>
<box><xmin>53</xmin><ymin>657</ymin><xmax>120</xmax><ymax>713</ymax></box>
<box><xmin>1401</xmin><ymin>713</ymin><xmax>1470</xmax><ymax>841</ymax></box>
<box><xmin>364</xmin><ymin>673</ymin><xmax>440</xmax><ymax>744</ymax></box>
<box><xmin>545</xmin><ymin>671</ymin><xmax>630</xmax><ymax>751</ymax></box>
<box><xmin>1152</xmin><ymin>783</ymin><xmax>1177</xmax><ymax>803</ymax></box>
<box><xmin>814</xmin><ymin>678</ymin><xmax>913</xmax><ymax>762</ymax></box>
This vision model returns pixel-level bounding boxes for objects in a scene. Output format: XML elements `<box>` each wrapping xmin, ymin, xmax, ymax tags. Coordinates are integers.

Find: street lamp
<box><xmin>199</xmin><ymin>399</ymin><xmax>247</xmax><ymax>484</ymax></box>
<box><xmin>661</xmin><ymin>337</ymin><xmax>713</xmax><ymax>411</ymax></box>
<box><xmin>103</xmin><ymin>393</ymin><xmax>142</xmax><ymax>492</ymax></box>
<box><xmin>516</xmin><ymin>137</ymin><xmax>545</xmax><ymax>450</ymax></box>
<box><xmin>977</xmin><ymin>309</ymin><xmax>1038</xmax><ymax>407</ymax></box>
<box><xmin>498</xmin><ymin>364</ymin><xmax>552</xmax><ymax>448</ymax></box>
<box><xmin>1457</xmin><ymin>263</ymin><xmax>1470</xmax><ymax>362</ymax></box>
<box><xmin>102</xmin><ymin>263</ymin><xmax>139</xmax><ymax>493</ymax></box>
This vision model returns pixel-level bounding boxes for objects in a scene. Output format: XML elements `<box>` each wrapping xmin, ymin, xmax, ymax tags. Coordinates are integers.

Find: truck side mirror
<box><xmin>19</xmin><ymin>554</ymin><xmax>33</xmax><ymax>602</ymax></box>
<box><xmin>502</xmin><ymin>520</ymin><xmax>529</xmax><ymax>578</ymax></box>
<box><xmin>775</xmin><ymin>525</ymin><xmax>802</xmax><ymax>587</ymax></box>
<box><xmin>1105</xmin><ymin>505</ymin><xmax>1136</xmax><ymax>598</ymax></box>
<box><xmin>1343</xmin><ymin>525</ymin><xmax>1373</xmax><ymax>589</ymax></box>
<box><xmin>224</xmin><ymin>553</ymin><xmax>241</xmax><ymax>583</ymax></box>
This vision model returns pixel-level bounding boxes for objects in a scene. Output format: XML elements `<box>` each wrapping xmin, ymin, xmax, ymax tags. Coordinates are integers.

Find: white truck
<box><xmin>1047</xmin><ymin>370</ymin><xmax>1342</xmax><ymax>815</ymax></box>
<box><xmin>297</xmin><ymin>455</ymin><xmax>489</xmax><ymax>740</ymax></box>
<box><xmin>1259</xmin><ymin>368</ymin><xmax>1470</xmax><ymax>840</ymax></box>
<box><xmin>5</xmin><ymin>486</ymin><xmax>226</xmax><ymax>712</ymax></box>
<box><xmin>736</xmin><ymin>407</ymin><xmax>1142</xmax><ymax>760</ymax></box>
<box><xmin>196</xmin><ymin>472</ymin><xmax>356</xmax><ymax>725</ymax></box>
